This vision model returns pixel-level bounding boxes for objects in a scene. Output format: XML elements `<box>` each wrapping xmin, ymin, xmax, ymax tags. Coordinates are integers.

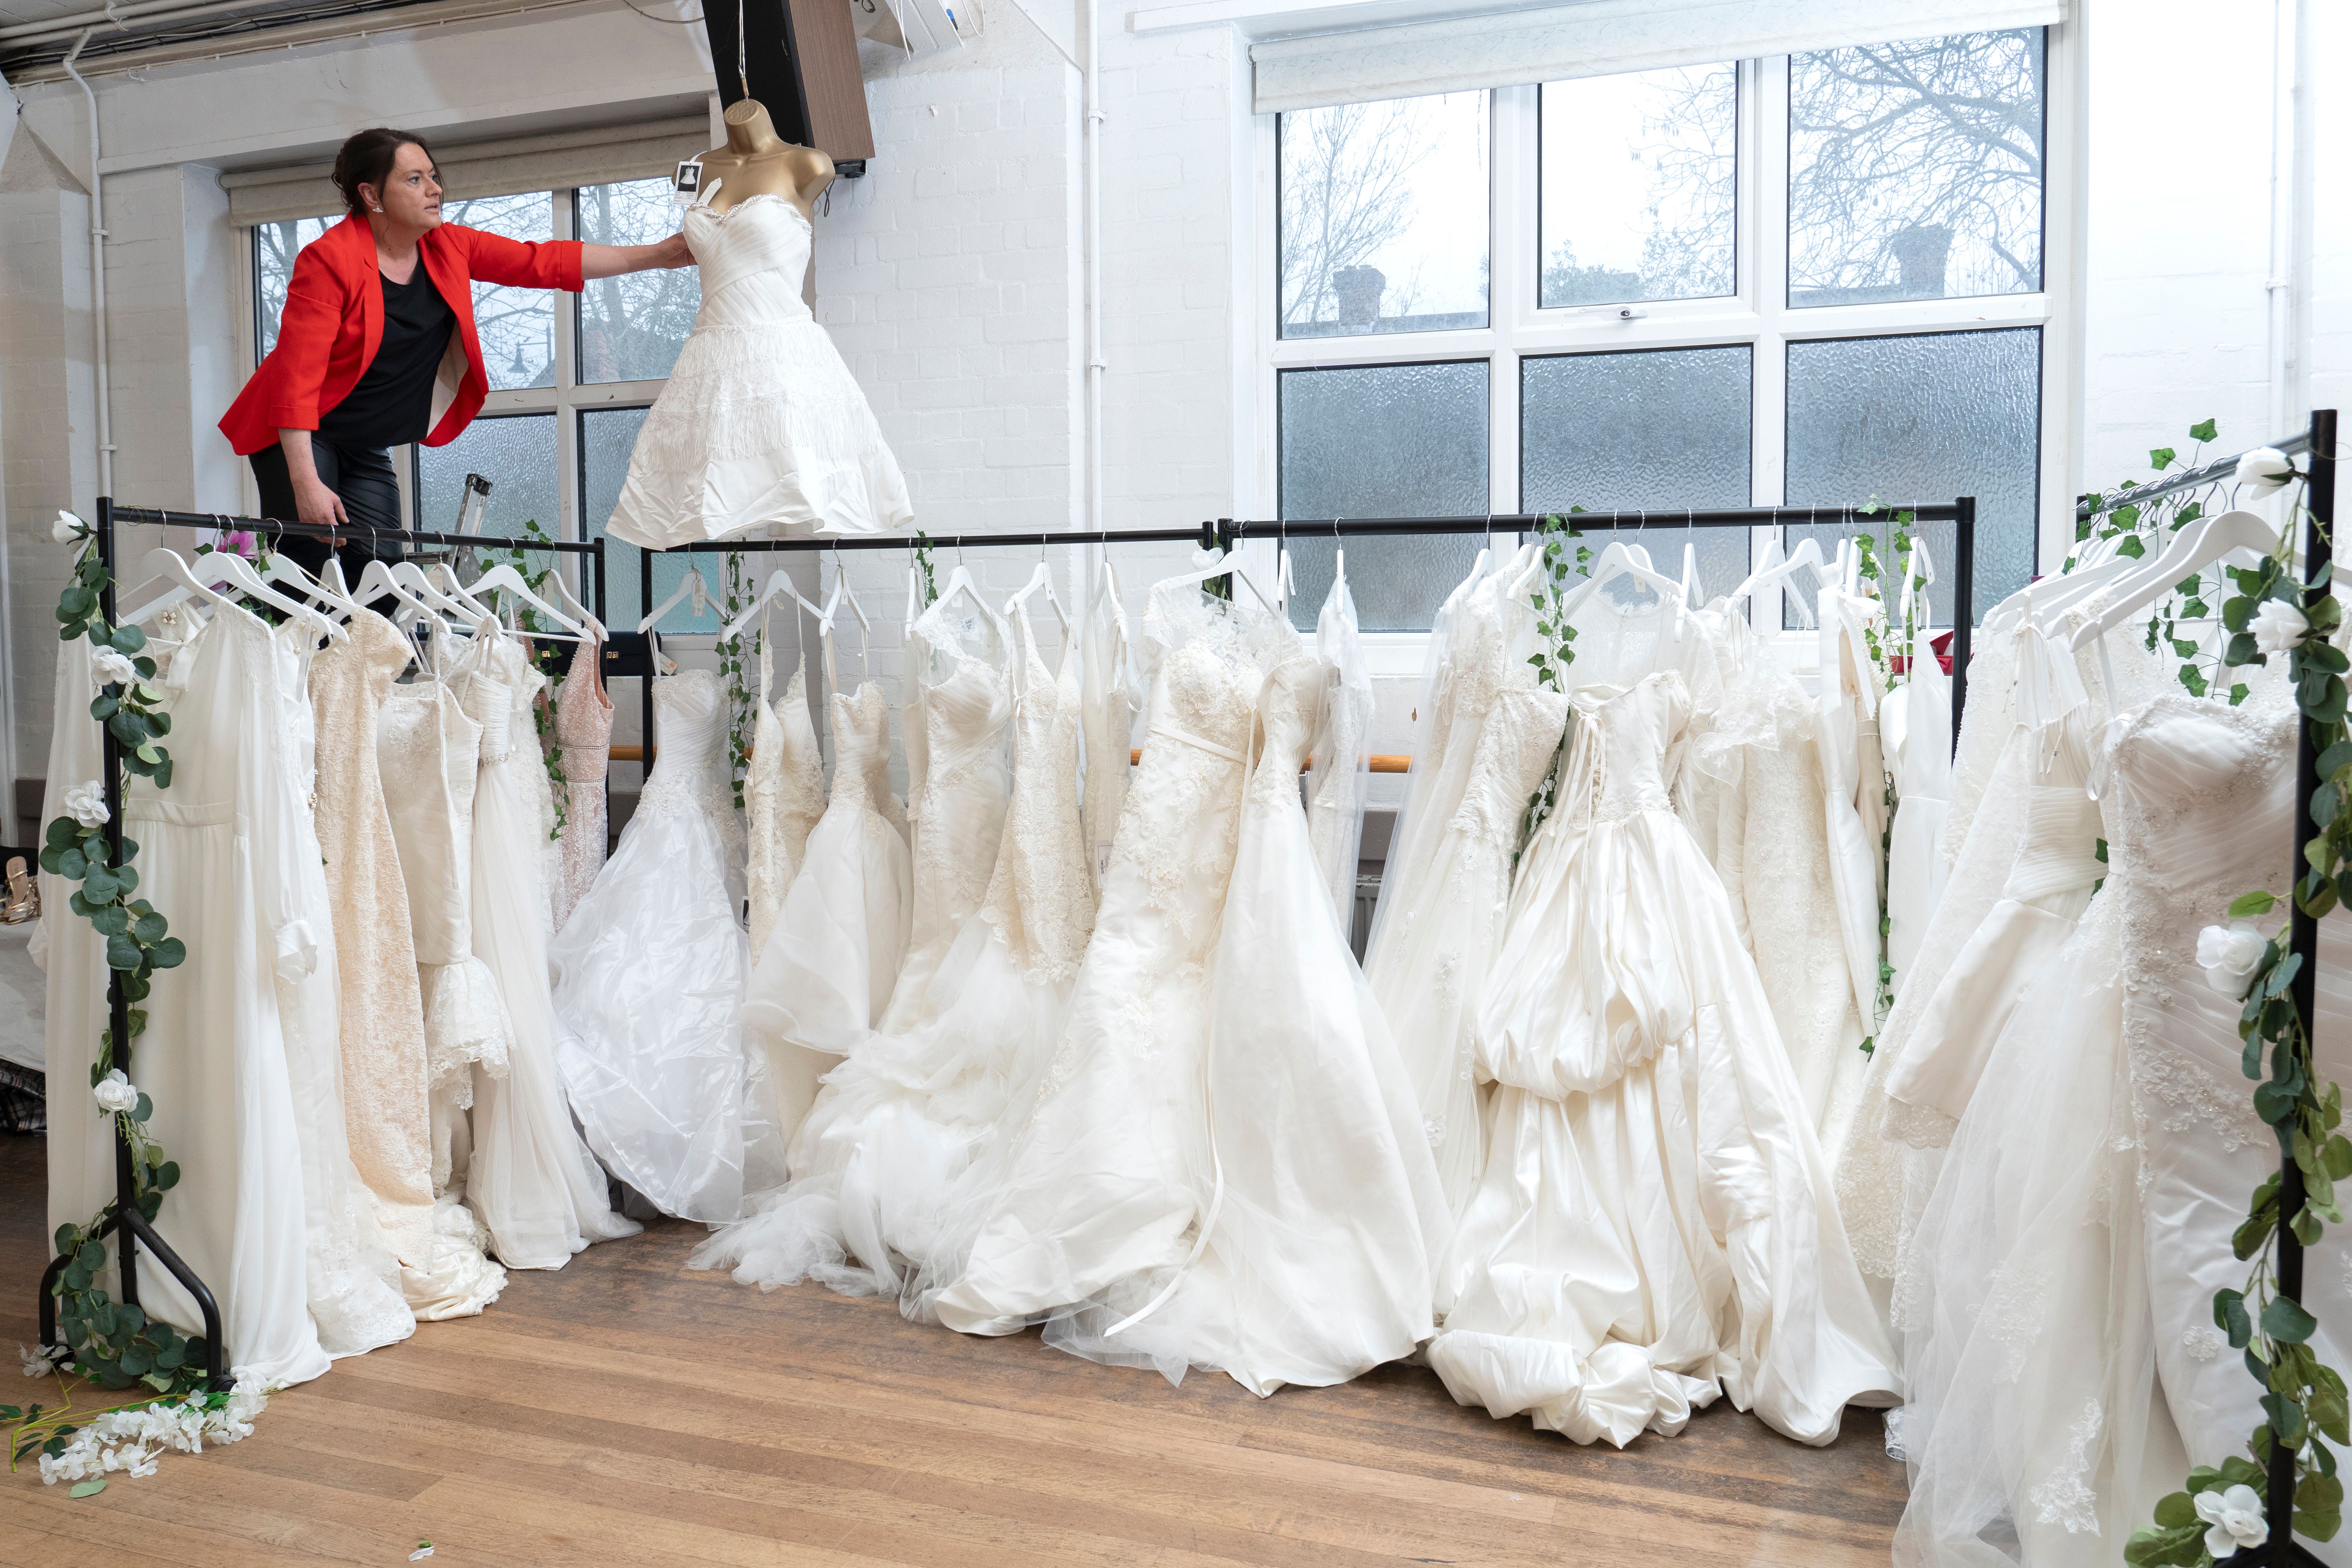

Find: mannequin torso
<box><xmin>699</xmin><ymin>99</ymin><xmax>835</xmax><ymax>223</ymax></box>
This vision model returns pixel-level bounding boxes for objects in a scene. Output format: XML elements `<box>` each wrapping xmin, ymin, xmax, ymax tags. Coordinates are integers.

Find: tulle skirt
<box><xmin>552</xmin><ymin>785</ymin><xmax>787</xmax><ymax>1224</ymax></box>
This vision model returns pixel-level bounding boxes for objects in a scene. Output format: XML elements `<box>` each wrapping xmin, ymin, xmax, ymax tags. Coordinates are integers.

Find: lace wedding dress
<box><xmin>694</xmin><ymin>604</ymin><xmax>1096</xmax><ymax>1298</ymax></box>
<box><xmin>1303</xmin><ymin>571</ymin><xmax>1373</xmax><ymax>924</ymax></box>
<box><xmin>552</xmin><ymin>668</ymin><xmax>787</xmax><ymax>1222</ymax></box>
<box><xmin>744</xmin><ymin>613</ymin><xmax>826</xmax><ymax>962</ymax></box>
<box><xmin>550</xmin><ymin>639</ymin><xmax>613</xmax><ymax>934</ymax></box>
<box><xmin>309</xmin><ymin>610</ymin><xmax>504</xmax><ymax>1318</ymax></box>
<box><xmin>1431</xmin><ymin>670</ymin><xmax>1898</xmax><ymax>1447</ymax></box>
<box><xmin>449</xmin><ymin>633</ymin><xmax>641</xmax><ymax>1267</ymax></box>
<box><xmin>740</xmin><ymin>614</ymin><xmax>912</xmax><ymax>1141</ymax></box>
<box><xmin>880</xmin><ymin>591</ymin><xmax>1013</xmax><ymax>1033</ymax></box>
<box><xmin>1882</xmin><ymin>612</ymin><xmax>1953</xmax><ymax>985</ymax></box>
<box><xmin>1079</xmin><ymin>563</ymin><xmax>1140</xmax><ymax>890</ymax></box>
<box><xmin>1682</xmin><ymin>604</ymin><xmax>1868</xmax><ymax>1146</ymax></box>
<box><xmin>1364</xmin><ymin>551</ymin><xmax>1568</xmax><ymax>1232</ymax></box>
<box><xmin>1892</xmin><ymin>690</ymin><xmax>2348</xmax><ymax>1566</ymax></box>
<box><xmin>606</xmin><ymin>192</ymin><xmax>913</xmax><ymax>546</ymax></box>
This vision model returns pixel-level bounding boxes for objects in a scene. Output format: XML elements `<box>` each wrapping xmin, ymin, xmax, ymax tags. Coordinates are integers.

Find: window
<box><xmin>1262</xmin><ymin>26</ymin><xmax>2060</xmax><ymax>631</ymax></box>
<box><xmin>251</xmin><ymin>176</ymin><xmax>698</xmax><ymax>617</ymax></box>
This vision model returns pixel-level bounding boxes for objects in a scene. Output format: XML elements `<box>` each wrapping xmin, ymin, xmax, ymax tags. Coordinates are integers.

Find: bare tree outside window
<box><xmin>1278</xmin><ymin>94</ymin><xmax>1488</xmax><ymax>338</ymax></box>
<box><xmin>254</xmin><ymin>213</ymin><xmax>338</xmax><ymax>360</ymax></box>
<box><xmin>1788</xmin><ymin>28</ymin><xmax>2045</xmax><ymax>308</ymax></box>
<box><xmin>578</xmin><ymin>178</ymin><xmax>702</xmax><ymax>383</ymax></box>
<box><xmin>1540</xmin><ymin>64</ymin><xmax>1737</xmax><ymax>309</ymax></box>
<box><xmin>441</xmin><ymin>190</ymin><xmax>558</xmax><ymax>389</ymax></box>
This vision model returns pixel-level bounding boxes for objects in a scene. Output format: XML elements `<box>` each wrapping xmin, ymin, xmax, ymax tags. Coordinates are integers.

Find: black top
<box><xmin>317</xmin><ymin>264</ymin><xmax>457</xmax><ymax>451</ymax></box>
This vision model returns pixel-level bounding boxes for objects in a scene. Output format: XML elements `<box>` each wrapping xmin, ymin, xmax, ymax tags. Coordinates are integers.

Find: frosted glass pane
<box><xmin>442</xmin><ymin>190</ymin><xmax>557</xmax><ymax>390</ymax></box>
<box><xmin>583</xmin><ymin>407</ymin><xmax>724</xmax><ymax>635</ymax></box>
<box><xmin>1788</xmin><ymin>29</ymin><xmax>2046</xmax><ymax>308</ymax></box>
<box><xmin>1279</xmin><ymin>93</ymin><xmax>1489</xmax><ymax>339</ymax></box>
<box><xmin>1784</xmin><ymin>327</ymin><xmax>2041</xmax><ymax>626</ymax></box>
<box><xmin>1540</xmin><ymin>64</ymin><xmax>1737</xmax><ymax>309</ymax></box>
<box><xmin>1521</xmin><ymin>344</ymin><xmax>1752</xmax><ymax>604</ymax></box>
<box><xmin>1279</xmin><ymin>360</ymin><xmax>1488</xmax><ymax>631</ymax></box>
<box><xmin>577</xmin><ymin>179</ymin><xmax>701</xmax><ymax>384</ymax></box>
<box><xmin>416</xmin><ymin>413</ymin><xmax>558</xmax><ymax>538</ymax></box>
<box><xmin>253</xmin><ymin>214</ymin><xmax>337</xmax><ymax>361</ymax></box>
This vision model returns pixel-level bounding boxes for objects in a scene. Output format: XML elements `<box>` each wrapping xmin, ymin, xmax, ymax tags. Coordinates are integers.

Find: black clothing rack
<box><xmin>635</xmin><ymin>500</ymin><xmax>1976</xmax><ymax>774</ymax></box>
<box><xmin>35</xmin><ymin>500</ymin><xmax>607</xmax><ymax>1389</ymax></box>
<box><xmin>2076</xmin><ymin>429</ymin><xmax>2319</xmax><ymax>520</ymax></box>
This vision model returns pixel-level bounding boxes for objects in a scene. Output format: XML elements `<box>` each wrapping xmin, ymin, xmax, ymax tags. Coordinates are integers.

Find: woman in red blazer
<box><xmin>220</xmin><ymin>126</ymin><xmax>692</xmax><ymax>572</ymax></box>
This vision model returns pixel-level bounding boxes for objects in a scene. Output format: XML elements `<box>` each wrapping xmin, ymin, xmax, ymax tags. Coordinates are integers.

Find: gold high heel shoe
<box><xmin>1</xmin><ymin>856</ymin><xmax>38</xmax><ymax>924</ymax></box>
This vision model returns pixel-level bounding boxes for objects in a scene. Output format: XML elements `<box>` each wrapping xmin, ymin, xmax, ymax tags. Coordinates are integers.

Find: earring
<box><xmin>370</xmin><ymin>205</ymin><xmax>384</xmax><ymax>213</ymax></box>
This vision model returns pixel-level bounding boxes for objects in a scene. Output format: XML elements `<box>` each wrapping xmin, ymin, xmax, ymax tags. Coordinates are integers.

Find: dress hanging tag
<box><xmin>671</xmin><ymin>159</ymin><xmax>704</xmax><ymax>206</ymax></box>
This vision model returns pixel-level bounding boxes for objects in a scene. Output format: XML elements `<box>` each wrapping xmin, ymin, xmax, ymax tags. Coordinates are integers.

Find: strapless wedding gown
<box><xmin>693</xmin><ymin>606</ymin><xmax>1096</xmax><ymax>1298</ymax></box>
<box><xmin>607</xmin><ymin>193</ymin><xmax>913</xmax><ymax>546</ymax></box>
<box><xmin>551</xmin><ymin>668</ymin><xmax>788</xmax><ymax>1222</ymax></box>
<box><xmin>1431</xmin><ymin>671</ymin><xmax>1898</xmax><ymax>1448</ymax></box>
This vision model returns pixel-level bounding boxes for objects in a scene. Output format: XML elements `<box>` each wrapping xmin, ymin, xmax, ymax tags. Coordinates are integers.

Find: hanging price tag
<box><xmin>671</xmin><ymin>159</ymin><xmax>704</xmax><ymax>206</ymax></box>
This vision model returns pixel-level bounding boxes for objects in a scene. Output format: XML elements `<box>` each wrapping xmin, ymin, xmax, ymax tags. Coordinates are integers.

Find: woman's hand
<box><xmin>276</xmin><ymin>429</ymin><xmax>349</xmax><ymax>535</ymax></box>
<box><xmin>581</xmin><ymin>233</ymin><xmax>696</xmax><ymax>280</ymax></box>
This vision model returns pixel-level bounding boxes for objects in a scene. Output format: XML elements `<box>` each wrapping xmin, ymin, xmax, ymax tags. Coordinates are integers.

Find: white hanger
<box><xmin>349</xmin><ymin>558</ymin><xmax>437</xmax><ymax>623</ymax></box>
<box><xmin>540</xmin><ymin>566</ymin><xmax>608</xmax><ymax>642</ymax></box>
<box><xmin>422</xmin><ymin>561</ymin><xmax>493</xmax><ymax>619</ymax></box>
<box><xmin>2069</xmin><ymin>508</ymin><xmax>2284</xmax><ymax>651</ymax></box>
<box><xmin>929</xmin><ymin>561</ymin><xmax>996</xmax><ymax>623</ymax></box>
<box><xmin>257</xmin><ymin>548</ymin><xmax>357</xmax><ymax>619</ymax></box>
<box><xmin>467</xmin><ymin>559</ymin><xmax>589</xmax><ymax>640</ymax></box>
<box><xmin>721</xmin><ymin>567</ymin><xmax>826</xmax><ymax>644</ymax></box>
<box><xmin>123</xmin><ymin>546</ymin><xmax>345</xmax><ymax>641</ymax></box>
<box><xmin>1680</xmin><ymin>541</ymin><xmax>1702</xmax><ymax>610</ymax></box>
<box><xmin>638</xmin><ymin>564</ymin><xmax>715</xmax><ymax>634</ymax></box>
<box><xmin>1722</xmin><ymin>536</ymin><xmax>1826</xmax><ymax>619</ymax></box>
<box><xmin>1554</xmin><ymin>540</ymin><xmax>1689</xmax><ymax>638</ymax></box>
<box><xmin>1151</xmin><ymin>546</ymin><xmax>1284</xmax><ymax>617</ymax></box>
<box><xmin>1004</xmin><ymin>556</ymin><xmax>1071</xmax><ymax>639</ymax></box>
<box><xmin>118</xmin><ymin>547</ymin><xmax>239</xmax><ymax>623</ymax></box>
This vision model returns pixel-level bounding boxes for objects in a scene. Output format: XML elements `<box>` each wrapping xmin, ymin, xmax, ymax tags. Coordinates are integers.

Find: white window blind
<box><xmin>221</xmin><ymin>114</ymin><xmax>712</xmax><ymax>227</ymax></box>
<box><xmin>1248</xmin><ymin>0</ymin><xmax>2065</xmax><ymax>113</ymax></box>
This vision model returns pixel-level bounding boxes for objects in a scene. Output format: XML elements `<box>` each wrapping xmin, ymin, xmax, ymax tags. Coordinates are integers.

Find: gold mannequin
<box><xmin>698</xmin><ymin>99</ymin><xmax>835</xmax><ymax>222</ymax></box>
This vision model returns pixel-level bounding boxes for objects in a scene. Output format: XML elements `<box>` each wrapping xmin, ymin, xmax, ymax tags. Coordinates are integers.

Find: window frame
<box><xmin>1250</xmin><ymin>29</ymin><xmax>2081</xmax><ymax>634</ymax></box>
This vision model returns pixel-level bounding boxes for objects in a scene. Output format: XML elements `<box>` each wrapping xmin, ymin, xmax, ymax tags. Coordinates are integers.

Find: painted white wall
<box><xmin>3</xmin><ymin>0</ymin><xmax>2346</xmax><ymax>802</ymax></box>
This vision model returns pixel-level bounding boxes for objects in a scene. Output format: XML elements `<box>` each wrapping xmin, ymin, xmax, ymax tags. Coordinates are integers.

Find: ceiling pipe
<box><xmin>0</xmin><ymin>0</ymin><xmax>259</xmax><ymax>43</ymax></box>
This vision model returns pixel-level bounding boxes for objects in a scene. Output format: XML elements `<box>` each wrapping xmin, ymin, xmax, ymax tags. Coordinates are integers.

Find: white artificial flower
<box><xmin>92</xmin><ymin>1069</ymin><xmax>139</xmax><ymax>1115</ymax></box>
<box><xmin>52</xmin><ymin>510</ymin><xmax>86</xmax><ymax>543</ymax></box>
<box><xmin>2196</xmin><ymin>921</ymin><xmax>2269</xmax><ymax>999</ymax></box>
<box><xmin>2196</xmin><ymin>1483</ymin><xmax>2268</xmax><ymax>1558</ymax></box>
<box><xmin>2236</xmin><ymin>447</ymin><xmax>2296</xmax><ymax>495</ymax></box>
<box><xmin>35</xmin><ymin>1375</ymin><xmax>272</xmax><ymax>1487</ymax></box>
<box><xmin>62</xmin><ymin>779</ymin><xmax>108</xmax><ymax>830</ymax></box>
<box><xmin>89</xmin><ymin>646</ymin><xmax>138</xmax><ymax>688</ymax></box>
<box><xmin>20</xmin><ymin>1343</ymin><xmax>65</xmax><ymax>1378</ymax></box>
<box><xmin>2252</xmin><ymin>599</ymin><xmax>2310</xmax><ymax>657</ymax></box>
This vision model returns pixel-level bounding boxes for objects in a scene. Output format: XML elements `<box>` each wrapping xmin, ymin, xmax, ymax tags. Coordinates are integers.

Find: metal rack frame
<box><xmin>637</xmin><ymin>499</ymin><xmax>1976</xmax><ymax>771</ymax></box>
<box><xmin>35</xmin><ymin>500</ymin><xmax>606</xmax><ymax>1389</ymax></box>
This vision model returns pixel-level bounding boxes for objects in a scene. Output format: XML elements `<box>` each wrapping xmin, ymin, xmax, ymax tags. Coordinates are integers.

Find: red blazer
<box><xmin>219</xmin><ymin>215</ymin><xmax>583</xmax><ymax>456</ymax></box>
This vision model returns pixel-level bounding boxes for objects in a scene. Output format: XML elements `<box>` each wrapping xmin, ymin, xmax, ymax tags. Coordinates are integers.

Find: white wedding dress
<box><xmin>745</xmin><ymin>612</ymin><xmax>828</xmax><ymax>963</ymax></box>
<box><xmin>1893</xmin><ymin>689</ymin><xmax>2352</xmax><ymax>1567</ymax></box>
<box><xmin>607</xmin><ymin>192</ymin><xmax>913</xmax><ymax>546</ymax></box>
<box><xmin>929</xmin><ymin>580</ymin><xmax>1444</xmax><ymax>1395</ymax></box>
<box><xmin>1364</xmin><ymin>551</ymin><xmax>1568</xmax><ymax>1232</ymax></box>
<box><xmin>449</xmin><ymin>633</ymin><xmax>641</xmax><ymax>1267</ymax></box>
<box><xmin>1431</xmin><ymin>670</ymin><xmax>1899</xmax><ymax>1448</ymax></box>
<box><xmin>740</xmin><ymin>616</ymin><xmax>912</xmax><ymax>1142</ymax></box>
<box><xmin>694</xmin><ymin>605</ymin><xmax>1096</xmax><ymax>1298</ymax></box>
<box><xmin>552</xmin><ymin>667</ymin><xmax>788</xmax><ymax>1222</ymax></box>
<box><xmin>1303</xmin><ymin>570</ymin><xmax>1373</xmax><ymax>926</ymax></box>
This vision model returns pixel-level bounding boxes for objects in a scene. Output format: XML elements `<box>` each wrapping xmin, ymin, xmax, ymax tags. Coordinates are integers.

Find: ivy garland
<box><xmin>2126</xmin><ymin>466</ymin><xmax>2349</xmax><ymax>1563</ymax></box>
<box><xmin>12</xmin><ymin>514</ymin><xmax>213</xmax><ymax>1473</ymax></box>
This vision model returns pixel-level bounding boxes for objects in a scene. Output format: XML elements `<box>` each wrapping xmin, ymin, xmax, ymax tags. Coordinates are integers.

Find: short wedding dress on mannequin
<box><xmin>606</xmin><ymin>185</ymin><xmax>913</xmax><ymax>547</ymax></box>
<box><xmin>693</xmin><ymin>604</ymin><xmax>1094</xmax><ymax>1297</ymax></box>
<box><xmin>1431</xmin><ymin>670</ymin><xmax>1898</xmax><ymax>1448</ymax></box>
<box><xmin>552</xmin><ymin>664</ymin><xmax>788</xmax><ymax>1222</ymax></box>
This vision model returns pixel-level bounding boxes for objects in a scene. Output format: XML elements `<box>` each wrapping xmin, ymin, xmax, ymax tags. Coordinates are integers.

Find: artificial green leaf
<box><xmin>2217</xmin><ymin>1287</ymin><xmax>2255</xmax><ymax>1349</ymax></box>
<box><xmin>2313</xmin><ymin>1380</ymin><xmax>2352</xmax><ymax>1444</ymax></box>
<box><xmin>109</xmin><ymin>623</ymin><xmax>145</xmax><ymax>654</ymax></box>
<box><xmin>132</xmin><ymin>911</ymin><xmax>167</xmax><ymax>944</ymax></box>
<box><xmin>104</xmin><ymin>933</ymin><xmax>142</xmax><ymax>971</ymax></box>
<box><xmin>2191</xmin><ymin>418</ymin><xmax>2219</xmax><ymax>442</ymax></box>
<box><xmin>2266</xmin><ymin>1391</ymin><xmax>2312</xmax><ymax>1445</ymax></box>
<box><xmin>154</xmin><ymin>1161</ymin><xmax>179</xmax><ymax>1191</ymax></box>
<box><xmin>2118</xmin><ymin>534</ymin><xmax>2148</xmax><ymax>559</ymax></box>
<box><xmin>2123</xmin><ymin>1522</ymin><xmax>2208</xmax><ymax>1567</ymax></box>
<box><xmin>130</xmin><ymin>1092</ymin><xmax>151</xmax><ymax>1123</ymax></box>
<box><xmin>149</xmin><ymin>937</ymin><xmax>186</xmax><ymax>970</ymax></box>
<box><xmin>2153</xmin><ymin>1490</ymin><xmax>2200</xmax><ymax>1527</ymax></box>
<box><xmin>2295</xmin><ymin>1206</ymin><xmax>2326</xmax><ymax>1245</ymax></box>
<box><xmin>55</xmin><ymin>846</ymin><xmax>87</xmax><ymax>881</ymax></box>
<box><xmin>68</xmin><ymin>1479</ymin><xmax>105</xmax><ymax>1498</ymax></box>
<box><xmin>2296</xmin><ymin>1507</ymin><xmax>2342</xmax><ymax>1542</ymax></box>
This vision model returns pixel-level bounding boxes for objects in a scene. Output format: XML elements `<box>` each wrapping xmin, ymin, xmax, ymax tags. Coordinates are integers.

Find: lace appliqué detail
<box><xmin>2026</xmin><ymin>1398</ymin><xmax>2104</xmax><ymax>1535</ymax></box>
<box><xmin>1971</xmin><ymin>1256</ymin><xmax>2053</xmax><ymax>1383</ymax></box>
<box><xmin>2183</xmin><ymin>1326</ymin><xmax>2223</xmax><ymax>1362</ymax></box>
<box><xmin>2129</xmin><ymin>1039</ymin><xmax>2268</xmax><ymax>1155</ymax></box>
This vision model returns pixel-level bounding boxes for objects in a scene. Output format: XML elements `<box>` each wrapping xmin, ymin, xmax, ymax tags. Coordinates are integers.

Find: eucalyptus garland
<box><xmin>1515</xmin><ymin>509</ymin><xmax>1592</xmax><ymax>856</ymax></box>
<box><xmin>2127</xmin><ymin>471</ymin><xmax>2347</xmax><ymax>1564</ymax></box>
<box><xmin>13</xmin><ymin>513</ymin><xmax>212</xmax><ymax>1476</ymax></box>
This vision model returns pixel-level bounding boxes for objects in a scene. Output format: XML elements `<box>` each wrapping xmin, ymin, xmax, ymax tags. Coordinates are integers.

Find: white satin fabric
<box><xmin>552</xmin><ymin>668</ymin><xmax>788</xmax><ymax>1222</ymax></box>
<box><xmin>1431</xmin><ymin>671</ymin><xmax>1899</xmax><ymax>1449</ymax></box>
<box><xmin>608</xmin><ymin>194</ymin><xmax>912</xmax><ymax>546</ymax></box>
<box><xmin>1303</xmin><ymin>572</ymin><xmax>1373</xmax><ymax>926</ymax></box>
<box><xmin>740</xmin><ymin>622</ymin><xmax>913</xmax><ymax>1141</ymax></box>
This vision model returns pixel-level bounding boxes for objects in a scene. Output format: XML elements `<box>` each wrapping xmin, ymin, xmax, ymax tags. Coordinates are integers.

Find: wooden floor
<box><xmin>0</xmin><ymin>1133</ymin><xmax>1904</xmax><ymax>1566</ymax></box>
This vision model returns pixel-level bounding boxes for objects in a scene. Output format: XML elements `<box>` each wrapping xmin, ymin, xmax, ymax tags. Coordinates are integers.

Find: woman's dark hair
<box><xmin>332</xmin><ymin>128</ymin><xmax>435</xmax><ymax>217</ymax></box>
